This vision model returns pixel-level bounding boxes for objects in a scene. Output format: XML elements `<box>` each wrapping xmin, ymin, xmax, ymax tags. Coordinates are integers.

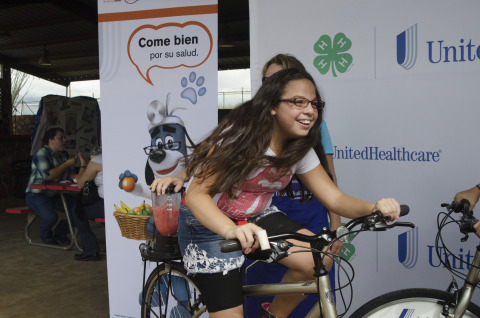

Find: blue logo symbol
<box><xmin>398</xmin><ymin>227</ymin><xmax>418</xmax><ymax>269</ymax></box>
<box><xmin>397</xmin><ymin>24</ymin><xmax>418</xmax><ymax>70</ymax></box>
<box><xmin>399</xmin><ymin>308</ymin><xmax>414</xmax><ymax>318</ymax></box>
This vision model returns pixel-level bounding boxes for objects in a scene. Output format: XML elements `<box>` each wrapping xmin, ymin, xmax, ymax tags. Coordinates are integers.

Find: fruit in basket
<box><xmin>120</xmin><ymin>200</ymin><xmax>131</xmax><ymax>210</ymax></box>
<box><xmin>114</xmin><ymin>204</ymin><xmax>127</xmax><ymax>213</ymax></box>
<box><xmin>127</xmin><ymin>210</ymin><xmax>136</xmax><ymax>215</ymax></box>
<box><xmin>121</xmin><ymin>177</ymin><xmax>136</xmax><ymax>192</ymax></box>
<box><xmin>133</xmin><ymin>206</ymin><xmax>142</xmax><ymax>214</ymax></box>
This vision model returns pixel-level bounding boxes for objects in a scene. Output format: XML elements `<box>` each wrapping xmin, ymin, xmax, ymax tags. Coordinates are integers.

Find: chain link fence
<box><xmin>13</xmin><ymin>90</ymin><xmax>252</xmax><ymax>117</ymax></box>
<box><xmin>217</xmin><ymin>89</ymin><xmax>251</xmax><ymax>109</ymax></box>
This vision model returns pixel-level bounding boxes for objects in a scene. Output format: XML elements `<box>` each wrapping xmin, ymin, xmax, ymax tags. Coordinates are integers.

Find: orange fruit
<box><xmin>122</xmin><ymin>177</ymin><xmax>135</xmax><ymax>192</ymax></box>
<box><xmin>133</xmin><ymin>206</ymin><xmax>142</xmax><ymax>214</ymax></box>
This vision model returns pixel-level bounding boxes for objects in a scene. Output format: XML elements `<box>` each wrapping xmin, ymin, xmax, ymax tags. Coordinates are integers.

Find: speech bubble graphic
<box><xmin>128</xmin><ymin>21</ymin><xmax>213</xmax><ymax>85</ymax></box>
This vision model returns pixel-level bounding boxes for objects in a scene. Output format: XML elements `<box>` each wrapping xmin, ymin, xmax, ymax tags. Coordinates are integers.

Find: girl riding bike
<box><xmin>150</xmin><ymin>68</ymin><xmax>401</xmax><ymax>318</ymax></box>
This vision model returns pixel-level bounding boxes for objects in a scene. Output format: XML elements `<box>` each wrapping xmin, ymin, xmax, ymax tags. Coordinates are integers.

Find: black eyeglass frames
<box><xmin>279</xmin><ymin>97</ymin><xmax>325</xmax><ymax>110</ymax></box>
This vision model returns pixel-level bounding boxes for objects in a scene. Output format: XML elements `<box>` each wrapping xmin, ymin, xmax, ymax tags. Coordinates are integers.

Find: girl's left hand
<box><xmin>373</xmin><ymin>198</ymin><xmax>400</xmax><ymax>221</ymax></box>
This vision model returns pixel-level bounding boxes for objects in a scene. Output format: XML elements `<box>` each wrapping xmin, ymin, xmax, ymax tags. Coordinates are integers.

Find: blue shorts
<box><xmin>178</xmin><ymin>203</ymin><xmax>303</xmax><ymax>275</ymax></box>
<box><xmin>178</xmin><ymin>203</ymin><xmax>244</xmax><ymax>275</ymax></box>
<box><xmin>177</xmin><ymin>203</ymin><xmax>304</xmax><ymax>312</ymax></box>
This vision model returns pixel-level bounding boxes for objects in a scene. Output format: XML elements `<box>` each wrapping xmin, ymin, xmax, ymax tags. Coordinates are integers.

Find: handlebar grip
<box><xmin>460</xmin><ymin>199</ymin><xmax>471</xmax><ymax>212</ymax></box>
<box><xmin>384</xmin><ymin>205</ymin><xmax>409</xmax><ymax>221</ymax></box>
<box><xmin>400</xmin><ymin>205</ymin><xmax>410</xmax><ymax>216</ymax></box>
<box><xmin>219</xmin><ymin>239</ymin><xmax>242</xmax><ymax>253</ymax></box>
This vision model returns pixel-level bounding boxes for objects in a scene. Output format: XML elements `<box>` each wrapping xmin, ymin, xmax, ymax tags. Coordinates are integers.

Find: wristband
<box><xmin>476</xmin><ymin>184</ymin><xmax>480</xmax><ymax>191</ymax></box>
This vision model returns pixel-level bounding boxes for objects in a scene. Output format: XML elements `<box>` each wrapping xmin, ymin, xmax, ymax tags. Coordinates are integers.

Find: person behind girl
<box><xmin>25</xmin><ymin>127</ymin><xmax>79</xmax><ymax>245</ymax></box>
<box><xmin>151</xmin><ymin>69</ymin><xmax>400</xmax><ymax>318</ymax></box>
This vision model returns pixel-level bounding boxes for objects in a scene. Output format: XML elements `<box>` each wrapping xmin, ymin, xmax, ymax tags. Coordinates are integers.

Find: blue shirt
<box><xmin>26</xmin><ymin>145</ymin><xmax>73</xmax><ymax>196</ymax></box>
<box><xmin>320</xmin><ymin>120</ymin><xmax>333</xmax><ymax>155</ymax></box>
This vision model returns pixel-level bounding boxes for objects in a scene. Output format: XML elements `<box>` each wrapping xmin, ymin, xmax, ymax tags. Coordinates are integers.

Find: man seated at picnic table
<box><xmin>25</xmin><ymin>127</ymin><xmax>86</xmax><ymax>246</ymax></box>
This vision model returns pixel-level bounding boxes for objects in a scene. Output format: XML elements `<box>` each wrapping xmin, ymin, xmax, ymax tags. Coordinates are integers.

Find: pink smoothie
<box><xmin>153</xmin><ymin>205</ymin><xmax>179</xmax><ymax>236</ymax></box>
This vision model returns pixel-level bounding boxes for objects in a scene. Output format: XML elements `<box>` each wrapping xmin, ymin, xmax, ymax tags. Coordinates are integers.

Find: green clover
<box><xmin>337</xmin><ymin>243</ymin><xmax>356</xmax><ymax>262</ymax></box>
<box><xmin>313</xmin><ymin>33</ymin><xmax>353</xmax><ymax>77</ymax></box>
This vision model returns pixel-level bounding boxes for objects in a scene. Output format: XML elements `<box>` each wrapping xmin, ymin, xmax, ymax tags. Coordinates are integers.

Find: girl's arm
<box><xmin>297</xmin><ymin>164</ymin><xmax>400</xmax><ymax>220</ymax></box>
<box><xmin>185</xmin><ymin>173</ymin><xmax>262</xmax><ymax>253</ymax></box>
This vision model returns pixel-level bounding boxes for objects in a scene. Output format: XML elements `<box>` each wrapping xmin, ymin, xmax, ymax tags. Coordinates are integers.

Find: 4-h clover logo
<box><xmin>313</xmin><ymin>33</ymin><xmax>353</xmax><ymax>77</ymax></box>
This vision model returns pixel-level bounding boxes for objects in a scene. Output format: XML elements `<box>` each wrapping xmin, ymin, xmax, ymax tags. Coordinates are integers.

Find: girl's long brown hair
<box><xmin>185</xmin><ymin>69</ymin><xmax>331</xmax><ymax>199</ymax></box>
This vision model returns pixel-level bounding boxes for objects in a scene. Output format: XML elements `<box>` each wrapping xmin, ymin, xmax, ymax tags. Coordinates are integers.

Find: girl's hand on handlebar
<box><xmin>329</xmin><ymin>239</ymin><xmax>344</xmax><ymax>255</ymax></box>
<box><xmin>150</xmin><ymin>176</ymin><xmax>184</xmax><ymax>194</ymax></box>
<box><xmin>454</xmin><ymin>186</ymin><xmax>480</xmax><ymax>211</ymax></box>
<box><xmin>373</xmin><ymin>198</ymin><xmax>401</xmax><ymax>221</ymax></box>
<box><xmin>474</xmin><ymin>221</ymin><xmax>480</xmax><ymax>238</ymax></box>
<box><xmin>224</xmin><ymin>223</ymin><xmax>263</xmax><ymax>254</ymax></box>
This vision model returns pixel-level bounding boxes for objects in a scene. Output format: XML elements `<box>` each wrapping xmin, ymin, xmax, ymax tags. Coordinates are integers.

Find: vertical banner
<box><xmin>250</xmin><ymin>0</ymin><xmax>480</xmax><ymax>312</ymax></box>
<box><xmin>98</xmin><ymin>1</ymin><xmax>217</xmax><ymax>316</ymax></box>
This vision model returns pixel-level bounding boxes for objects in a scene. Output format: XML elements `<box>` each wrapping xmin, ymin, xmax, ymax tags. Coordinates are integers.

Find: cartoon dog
<box><xmin>119</xmin><ymin>94</ymin><xmax>194</xmax><ymax>199</ymax></box>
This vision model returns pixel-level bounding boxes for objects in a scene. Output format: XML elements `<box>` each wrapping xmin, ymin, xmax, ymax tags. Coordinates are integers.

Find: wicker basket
<box><xmin>113</xmin><ymin>212</ymin><xmax>153</xmax><ymax>241</ymax></box>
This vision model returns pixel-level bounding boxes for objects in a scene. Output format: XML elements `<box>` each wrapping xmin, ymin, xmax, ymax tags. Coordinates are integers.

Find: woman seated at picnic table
<box><xmin>71</xmin><ymin>149</ymin><xmax>104</xmax><ymax>261</ymax></box>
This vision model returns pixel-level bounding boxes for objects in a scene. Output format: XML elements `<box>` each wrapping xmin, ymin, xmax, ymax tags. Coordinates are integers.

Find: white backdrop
<box><xmin>98</xmin><ymin>1</ymin><xmax>217</xmax><ymax>317</ymax></box>
<box><xmin>250</xmin><ymin>0</ymin><xmax>480</xmax><ymax>313</ymax></box>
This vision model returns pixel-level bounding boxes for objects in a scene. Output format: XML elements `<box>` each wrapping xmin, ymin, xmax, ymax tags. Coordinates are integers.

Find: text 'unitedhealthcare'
<box><xmin>333</xmin><ymin>146</ymin><xmax>440</xmax><ymax>162</ymax></box>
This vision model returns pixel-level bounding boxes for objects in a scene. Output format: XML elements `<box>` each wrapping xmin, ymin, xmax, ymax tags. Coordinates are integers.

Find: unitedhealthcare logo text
<box><xmin>428</xmin><ymin>245</ymin><xmax>476</xmax><ymax>270</ymax></box>
<box><xmin>397</xmin><ymin>23</ymin><xmax>480</xmax><ymax>70</ymax></box>
<box><xmin>397</xmin><ymin>228</ymin><xmax>476</xmax><ymax>271</ymax></box>
<box><xmin>333</xmin><ymin>146</ymin><xmax>441</xmax><ymax>162</ymax></box>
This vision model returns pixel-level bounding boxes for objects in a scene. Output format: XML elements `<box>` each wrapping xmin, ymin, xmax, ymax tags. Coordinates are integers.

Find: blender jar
<box><xmin>151</xmin><ymin>185</ymin><xmax>182</xmax><ymax>236</ymax></box>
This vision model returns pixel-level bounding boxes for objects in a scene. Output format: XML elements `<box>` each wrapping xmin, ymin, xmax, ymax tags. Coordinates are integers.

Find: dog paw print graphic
<box><xmin>180</xmin><ymin>71</ymin><xmax>206</xmax><ymax>104</ymax></box>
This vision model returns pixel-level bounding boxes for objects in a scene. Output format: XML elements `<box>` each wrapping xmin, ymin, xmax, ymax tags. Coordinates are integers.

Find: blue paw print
<box><xmin>180</xmin><ymin>72</ymin><xmax>206</xmax><ymax>104</ymax></box>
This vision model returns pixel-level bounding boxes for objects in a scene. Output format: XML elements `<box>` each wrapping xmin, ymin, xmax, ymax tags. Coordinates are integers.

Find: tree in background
<box><xmin>11</xmin><ymin>69</ymin><xmax>33</xmax><ymax>115</ymax></box>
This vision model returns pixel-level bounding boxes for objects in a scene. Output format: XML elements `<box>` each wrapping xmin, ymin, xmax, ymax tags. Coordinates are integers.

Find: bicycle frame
<box><xmin>241</xmin><ymin>274</ymin><xmax>334</xmax><ymax>317</ymax></box>
<box><xmin>240</xmin><ymin>233</ymin><xmax>338</xmax><ymax>317</ymax></box>
<box><xmin>142</xmin><ymin>208</ymin><xmax>413</xmax><ymax>318</ymax></box>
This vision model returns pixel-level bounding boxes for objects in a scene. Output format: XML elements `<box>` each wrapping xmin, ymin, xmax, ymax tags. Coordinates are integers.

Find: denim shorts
<box><xmin>178</xmin><ymin>203</ymin><xmax>244</xmax><ymax>275</ymax></box>
<box><xmin>177</xmin><ymin>203</ymin><xmax>303</xmax><ymax>275</ymax></box>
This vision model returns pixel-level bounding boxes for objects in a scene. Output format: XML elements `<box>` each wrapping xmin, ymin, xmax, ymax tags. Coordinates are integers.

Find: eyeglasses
<box><xmin>279</xmin><ymin>97</ymin><xmax>325</xmax><ymax>110</ymax></box>
<box><xmin>143</xmin><ymin>142</ymin><xmax>182</xmax><ymax>155</ymax></box>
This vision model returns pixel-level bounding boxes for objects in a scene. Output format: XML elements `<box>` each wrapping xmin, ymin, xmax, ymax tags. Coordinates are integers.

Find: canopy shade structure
<box><xmin>0</xmin><ymin>0</ymin><xmax>250</xmax><ymax>87</ymax></box>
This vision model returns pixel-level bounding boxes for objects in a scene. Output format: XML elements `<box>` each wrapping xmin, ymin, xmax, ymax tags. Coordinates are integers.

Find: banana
<box><xmin>114</xmin><ymin>204</ymin><xmax>127</xmax><ymax>213</ymax></box>
<box><xmin>120</xmin><ymin>200</ymin><xmax>131</xmax><ymax>211</ymax></box>
<box><xmin>138</xmin><ymin>200</ymin><xmax>145</xmax><ymax>211</ymax></box>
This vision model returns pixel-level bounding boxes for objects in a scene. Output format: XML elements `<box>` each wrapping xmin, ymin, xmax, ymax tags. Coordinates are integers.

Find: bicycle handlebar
<box><xmin>442</xmin><ymin>200</ymin><xmax>479</xmax><ymax>240</ymax></box>
<box><xmin>219</xmin><ymin>204</ymin><xmax>413</xmax><ymax>253</ymax></box>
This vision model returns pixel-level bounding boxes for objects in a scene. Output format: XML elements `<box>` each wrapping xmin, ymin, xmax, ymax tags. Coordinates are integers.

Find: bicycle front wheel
<box><xmin>350</xmin><ymin>288</ymin><xmax>480</xmax><ymax>318</ymax></box>
<box><xmin>141</xmin><ymin>262</ymin><xmax>207</xmax><ymax>318</ymax></box>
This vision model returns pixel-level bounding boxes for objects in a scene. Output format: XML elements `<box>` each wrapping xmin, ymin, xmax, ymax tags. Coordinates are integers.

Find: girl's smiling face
<box><xmin>271</xmin><ymin>78</ymin><xmax>318</xmax><ymax>148</ymax></box>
